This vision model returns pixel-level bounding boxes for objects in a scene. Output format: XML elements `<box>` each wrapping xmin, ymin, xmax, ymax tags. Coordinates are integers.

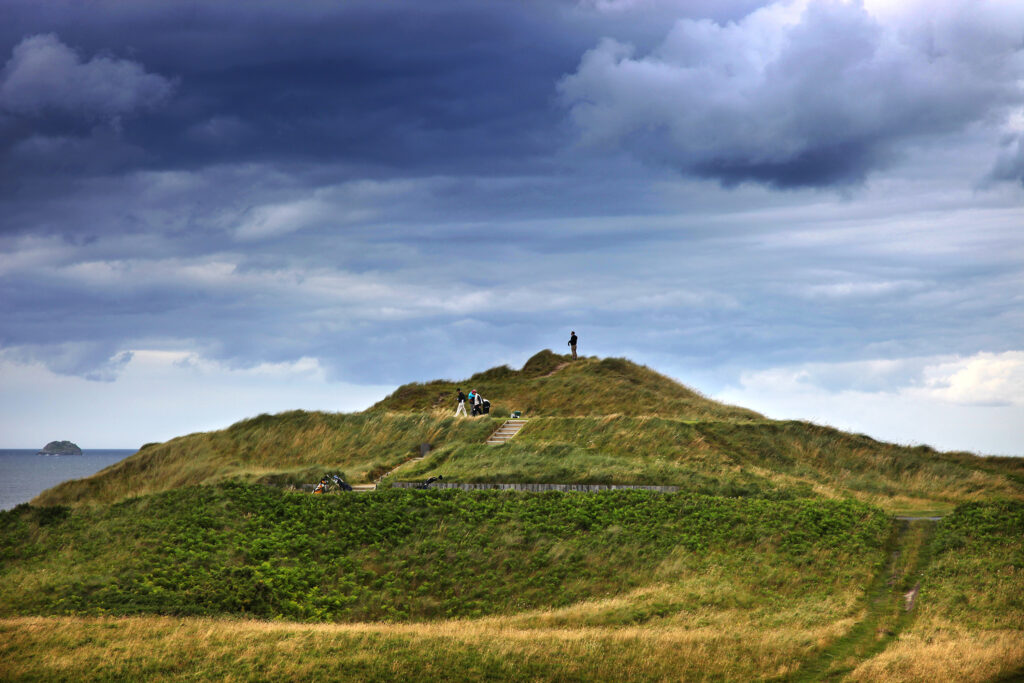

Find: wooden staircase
<box><xmin>486</xmin><ymin>419</ymin><xmax>528</xmax><ymax>445</ymax></box>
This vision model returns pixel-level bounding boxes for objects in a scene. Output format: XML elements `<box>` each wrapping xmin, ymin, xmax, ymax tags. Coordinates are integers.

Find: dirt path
<box><xmin>542</xmin><ymin>361</ymin><xmax>570</xmax><ymax>377</ymax></box>
<box><xmin>349</xmin><ymin>452</ymin><xmax>430</xmax><ymax>490</ymax></box>
<box><xmin>785</xmin><ymin>517</ymin><xmax>939</xmax><ymax>681</ymax></box>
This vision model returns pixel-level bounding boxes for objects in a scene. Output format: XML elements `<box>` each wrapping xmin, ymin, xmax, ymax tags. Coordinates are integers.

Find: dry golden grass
<box><xmin>0</xmin><ymin>611</ymin><xmax>848</xmax><ymax>682</ymax></box>
<box><xmin>846</xmin><ymin>617</ymin><xmax>1024</xmax><ymax>682</ymax></box>
<box><xmin>32</xmin><ymin>412</ymin><xmax>498</xmax><ymax>506</ymax></box>
<box><xmin>0</xmin><ymin>546</ymin><xmax>880</xmax><ymax>681</ymax></box>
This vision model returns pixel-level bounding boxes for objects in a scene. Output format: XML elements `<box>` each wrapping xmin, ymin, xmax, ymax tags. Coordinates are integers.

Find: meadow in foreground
<box><xmin>0</xmin><ymin>484</ymin><xmax>882</xmax><ymax>680</ymax></box>
<box><xmin>2</xmin><ymin>501</ymin><xmax>1022</xmax><ymax>680</ymax></box>
<box><xmin>5</xmin><ymin>352</ymin><xmax>1022</xmax><ymax>681</ymax></box>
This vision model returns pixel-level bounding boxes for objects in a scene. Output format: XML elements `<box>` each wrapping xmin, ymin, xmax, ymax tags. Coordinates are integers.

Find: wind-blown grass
<box><xmin>371</xmin><ymin>350</ymin><xmax>764</xmax><ymax>421</ymax></box>
<box><xmin>1</xmin><ymin>484</ymin><xmax>889</xmax><ymax>624</ymax></box>
<box><xmin>33</xmin><ymin>412</ymin><xmax>496</xmax><ymax>506</ymax></box>
<box><xmin>1</xmin><ymin>484</ymin><xmax>896</xmax><ymax>680</ymax></box>
<box><xmin>32</xmin><ymin>353</ymin><xmax>1024</xmax><ymax>513</ymax></box>
<box><xmin>848</xmin><ymin>501</ymin><xmax>1024</xmax><ymax>681</ymax></box>
<box><xmin>401</xmin><ymin>416</ymin><xmax>1023</xmax><ymax>513</ymax></box>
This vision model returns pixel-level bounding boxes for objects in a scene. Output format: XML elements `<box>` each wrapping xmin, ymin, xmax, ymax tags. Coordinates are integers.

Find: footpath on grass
<box><xmin>784</xmin><ymin>517</ymin><xmax>939</xmax><ymax>682</ymax></box>
<box><xmin>332</xmin><ymin>434</ymin><xmax>951</xmax><ymax>678</ymax></box>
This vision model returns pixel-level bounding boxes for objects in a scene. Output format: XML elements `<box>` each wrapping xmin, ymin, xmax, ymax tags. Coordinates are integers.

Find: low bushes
<box><xmin>0</xmin><ymin>484</ymin><xmax>889</xmax><ymax>623</ymax></box>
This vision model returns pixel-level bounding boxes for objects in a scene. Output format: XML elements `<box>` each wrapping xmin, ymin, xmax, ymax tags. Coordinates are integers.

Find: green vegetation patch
<box><xmin>0</xmin><ymin>484</ymin><xmax>888</xmax><ymax>624</ymax></box>
<box><xmin>33</xmin><ymin>412</ymin><xmax>498</xmax><ymax>506</ymax></box>
<box><xmin>402</xmin><ymin>416</ymin><xmax>1023</xmax><ymax>509</ymax></box>
<box><xmin>29</xmin><ymin>353</ymin><xmax>1023</xmax><ymax>512</ymax></box>
<box><xmin>923</xmin><ymin>500</ymin><xmax>1024</xmax><ymax>630</ymax></box>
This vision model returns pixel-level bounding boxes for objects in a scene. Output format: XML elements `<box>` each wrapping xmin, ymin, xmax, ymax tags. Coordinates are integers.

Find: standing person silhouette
<box><xmin>568</xmin><ymin>330</ymin><xmax>578</xmax><ymax>360</ymax></box>
<box><xmin>455</xmin><ymin>389</ymin><xmax>467</xmax><ymax>417</ymax></box>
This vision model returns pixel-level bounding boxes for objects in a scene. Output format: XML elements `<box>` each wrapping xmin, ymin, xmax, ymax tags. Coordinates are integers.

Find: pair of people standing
<box><xmin>455</xmin><ymin>389</ymin><xmax>485</xmax><ymax>417</ymax></box>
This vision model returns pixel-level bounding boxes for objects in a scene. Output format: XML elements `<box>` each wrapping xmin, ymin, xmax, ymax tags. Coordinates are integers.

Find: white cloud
<box><xmin>234</xmin><ymin>199</ymin><xmax>333</xmax><ymax>240</ymax></box>
<box><xmin>0</xmin><ymin>350</ymin><xmax>391</xmax><ymax>448</ymax></box>
<box><xmin>717</xmin><ymin>350</ymin><xmax>1024</xmax><ymax>454</ymax></box>
<box><xmin>0</xmin><ymin>34</ymin><xmax>174</xmax><ymax>119</ymax></box>
<box><xmin>231</xmin><ymin>179</ymin><xmax>428</xmax><ymax>240</ymax></box>
<box><xmin>916</xmin><ymin>351</ymin><xmax>1024</xmax><ymax>406</ymax></box>
<box><xmin>3</xmin><ymin>342</ymin><xmax>133</xmax><ymax>382</ymax></box>
<box><xmin>798</xmin><ymin>278</ymin><xmax>923</xmax><ymax>299</ymax></box>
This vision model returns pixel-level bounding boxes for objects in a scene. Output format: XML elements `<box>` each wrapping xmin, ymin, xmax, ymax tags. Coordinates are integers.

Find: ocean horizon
<box><xmin>0</xmin><ymin>449</ymin><xmax>136</xmax><ymax>510</ymax></box>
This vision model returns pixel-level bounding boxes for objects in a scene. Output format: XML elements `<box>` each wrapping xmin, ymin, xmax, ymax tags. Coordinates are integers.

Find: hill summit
<box><xmin>371</xmin><ymin>350</ymin><xmax>763</xmax><ymax>421</ymax></box>
<box><xmin>31</xmin><ymin>350</ymin><xmax>1024</xmax><ymax>513</ymax></box>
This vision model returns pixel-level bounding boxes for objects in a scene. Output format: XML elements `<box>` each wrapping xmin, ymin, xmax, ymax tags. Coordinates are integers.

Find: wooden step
<box><xmin>485</xmin><ymin>419</ymin><xmax>528</xmax><ymax>445</ymax></box>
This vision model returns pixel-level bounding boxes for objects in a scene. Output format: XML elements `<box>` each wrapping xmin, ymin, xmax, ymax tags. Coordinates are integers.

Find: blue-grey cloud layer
<box><xmin>1</xmin><ymin>0</ymin><xmax>1022</xmax><ymax>396</ymax></box>
<box><xmin>560</xmin><ymin>1</ymin><xmax>1024</xmax><ymax>187</ymax></box>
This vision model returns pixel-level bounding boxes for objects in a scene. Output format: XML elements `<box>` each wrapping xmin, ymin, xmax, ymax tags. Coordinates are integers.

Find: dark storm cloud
<box><xmin>559</xmin><ymin>1</ymin><xmax>1024</xmax><ymax>188</ymax></box>
<box><xmin>0</xmin><ymin>34</ymin><xmax>173</xmax><ymax>118</ymax></box>
<box><xmin>0</xmin><ymin>0</ymin><xmax>590</xmax><ymax>197</ymax></box>
<box><xmin>0</xmin><ymin>32</ymin><xmax>174</xmax><ymax>193</ymax></box>
<box><xmin>991</xmin><ymin>134</ymin><xmax>1024</xmax><ymax>186</ymax></box>
<box><xmin>0</xmin><ymin>0</ymin><xmax>1022</xmax><ymax>390</ymax></box>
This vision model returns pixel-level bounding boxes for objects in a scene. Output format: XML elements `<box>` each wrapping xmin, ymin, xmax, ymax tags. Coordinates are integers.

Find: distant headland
<box><xmin>37</xmin><ymin>441</ymin><xmax>82</xmax><ymax>455</ymax></box>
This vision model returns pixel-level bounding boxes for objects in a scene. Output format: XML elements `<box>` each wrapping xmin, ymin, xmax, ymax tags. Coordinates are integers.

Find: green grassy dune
<box><xmin>371</xmin><ymin>351</ymin><xmax>763</xmax><ymax>421</ymax></box>
<box><xmin>3</xmin><ymin>350</ymin><xmax>1023</xmax><ymax>681</ymax></box>
<box><xmin>2</xmin><ymin>494</ymin><xmax>1021</xmax><ymax>680</ymax></box>
<box><xmin>32</xmin><ymin>351</ymin><xmax>1024</xmax><ymax>513</ymax></box>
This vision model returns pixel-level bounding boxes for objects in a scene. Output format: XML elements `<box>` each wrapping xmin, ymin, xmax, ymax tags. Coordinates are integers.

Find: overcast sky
<box><xmin>1</xmin><ymin>0</ymin><xmax>1022</xmax><ymax>454</ymax></box>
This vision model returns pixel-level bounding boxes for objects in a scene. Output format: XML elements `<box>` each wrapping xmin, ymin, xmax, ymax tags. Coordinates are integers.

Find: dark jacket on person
<box><xmin>568</xmin><ymin>334</ymin><xmax>578</xmax><ymax>346</ymax></box>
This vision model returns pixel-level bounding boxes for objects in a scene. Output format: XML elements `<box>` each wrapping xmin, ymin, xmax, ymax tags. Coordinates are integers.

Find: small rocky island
<box><xmin>37</xmin><ymin>440</ymin><xmax>83</xmax><ymax>455</ymax></box>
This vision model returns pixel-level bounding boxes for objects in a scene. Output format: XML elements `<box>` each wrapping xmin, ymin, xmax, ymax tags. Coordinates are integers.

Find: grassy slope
<box><xmin>2</xmin><ymin>497</ymin><xmax>1021</xmax><ymax>681</ymax></box>
<box><xmin>5</xmin><ymin>345</ymin><xmax>1023</xmax><ymax>681</ymax></box>
<box><xmin>848</xmin><ymin>501</ymin><xmax>1024</xmax><ymax>682</ymax></box>
<box><xmin>1</xmin><ymin>484</ymin><xmax>889</xmax><ymax>622</ymax></box>
<box><xmin>371</xmin><ymin>351</ymin><xmax>764</xmax><ymax>420</ymax></box>
<box><xmin>1</xmin><ymin>484</ymin><xmax>892</xmax><ymax>680</ymax></box>
<box><xmin>405</xmin><ymin>417</ymin><xmax>1024</xmax><ymax>514</ymax></box>
<box><xmin>32</xmin><ymin>351</ymin><xmax>1024</xmax><ymax>513</ymax></box>
<box><xmin>33</xmin><ymin>412</ymin><xmax>495</xmax><ymax>506</ymax></box>
<box><xmin>0</xmin><ymin>614</ymin><xmax>868</xmax><ymax>682</ymax></box>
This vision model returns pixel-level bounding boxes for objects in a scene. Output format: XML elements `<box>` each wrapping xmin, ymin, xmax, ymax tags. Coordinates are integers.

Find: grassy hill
<box><xmin>1</xmin><ymin>484</ymin><xmax>891</xmax><ymax>622</ymax></box>
<box><xmin>33</xmin><ymin>412</ymin><xmax>495</xmax><ymax>506</ymax></box>
<box><xmin>33</xmin><ymin>351</ymin><xmax>1024</xmax><ymax>513</ymax></box>
<box><xmin>2</xmin><ymin>491</ymin><xmax>1021</xmax><ymax>680</ymax></box>
<box><xmin>0</xmin><ymin>483</ymin><xmax>895</xmax><ymax>680</ymax></box>
<box><xmin>5</xmin><ymin>350</ymin><xmax>1024</xmax><ymax>680</ymax></box>
<box><xmin>370</xmin><ymin>350</ymin><xmax>763</xmax><ymax>420</ymax></box>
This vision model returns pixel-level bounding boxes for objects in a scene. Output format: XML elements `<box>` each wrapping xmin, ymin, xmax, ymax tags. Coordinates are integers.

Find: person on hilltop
<box><xmin>467</xmin><ymin>389</ymin><xmax>478</xmax><ymax>415</ymax></box>
<box><xmin>455</xmin><ymin>388</ymin><xmax>468</xmax><ymax>417</ymax></box>
<box><xmin>568</xmin><ymin>330</ymin><xmax>578</xmax><ymax>360</ymax></box>
<box><xmin>473</xmin><ymin>389</ymin><xmax>484</xmax><ymax>416</ymax></box>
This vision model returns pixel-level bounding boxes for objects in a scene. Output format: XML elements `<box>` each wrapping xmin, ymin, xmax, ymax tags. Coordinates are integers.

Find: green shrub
<box><xmin>0</xmin><ymin>484</ymin><xmax>889</xmax><ymax>623</ymax></box>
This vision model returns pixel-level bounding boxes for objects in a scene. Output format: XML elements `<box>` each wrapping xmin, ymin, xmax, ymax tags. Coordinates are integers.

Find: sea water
<box><xmin>0</xmin><ymin>449</ymin><xmax>135</xmax><ymax>510</ymax></box>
